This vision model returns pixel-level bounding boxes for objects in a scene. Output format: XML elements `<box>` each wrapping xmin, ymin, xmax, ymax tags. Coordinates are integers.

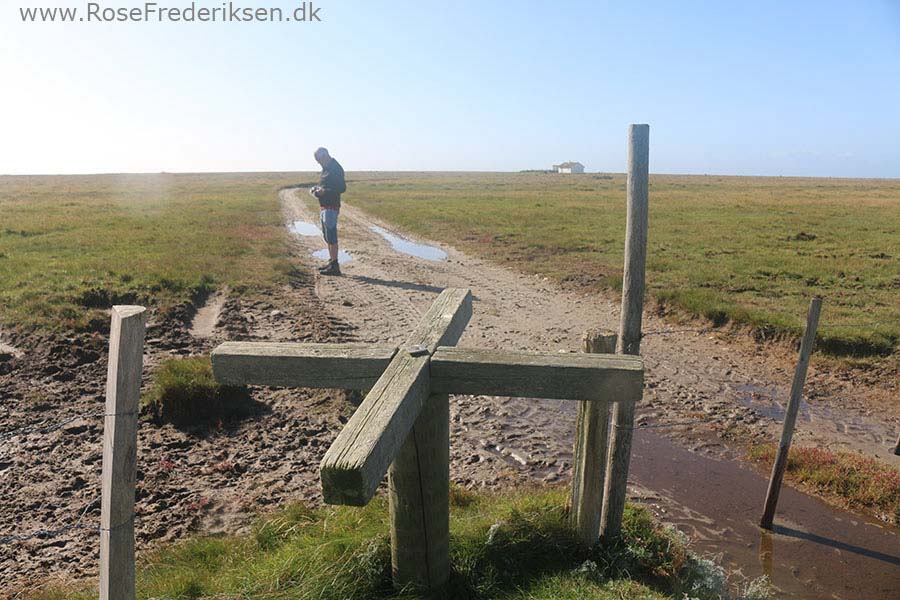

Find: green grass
<box><xmin>142</xmin><ymin>356</ymin><xmax>251</xmax><ymax>426</ymax></box>
<box><xmin>28</xmin><ymin>488</ymin><xmax>770</xmax><ymax>600</ymax></box>
<box><xmin>748</xmin><ymin>444</ymin><xmax>900</xmax><ymax>524</ymax></box>
<box><xmin>0</xmin><ymin>173</ymin><xmax>308</xmax><ymax>332</ymax></box>
<box><xmin>345</xmin><ymin>172</ymin><xmax>899</xmax><ymax>363</ymax></box>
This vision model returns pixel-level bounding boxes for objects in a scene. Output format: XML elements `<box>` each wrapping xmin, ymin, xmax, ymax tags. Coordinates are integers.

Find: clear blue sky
<box><xmin>2</xmin><ymin>0</ymin><xmax>899</xmax><ymax>176</ymax></box>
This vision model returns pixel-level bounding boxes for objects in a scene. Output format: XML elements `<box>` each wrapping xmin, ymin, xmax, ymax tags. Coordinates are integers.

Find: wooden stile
<box><xmin>100</xmin><ymin>306</ymin><xmax>146</xmax><ymax>600</ymax></box>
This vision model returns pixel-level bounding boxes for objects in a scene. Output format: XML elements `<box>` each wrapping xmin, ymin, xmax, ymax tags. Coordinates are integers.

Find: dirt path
<box><xmin>284</xmin><ymin>189</ymin><xmax>900</xmax><ymax>598</ymax></box>
<box><xmin>284</xmin><ymin>189</ymin><xmax>899</xmax><ymax>465</ymax></box>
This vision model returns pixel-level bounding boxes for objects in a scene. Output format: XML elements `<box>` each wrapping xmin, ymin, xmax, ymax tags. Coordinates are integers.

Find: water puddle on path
<box><xmin>370</xmin><ymin>225</ymin><xmax>448</xmax><ymax>261</ymax></box>
<box><xmin>289</xmin><ymin>220</ymin><xmax>321</xmax><ymax>237</ymax></box>
<box><xmin>630</xmin><ymin>430</ymin><xmax>900</xmax><ymax>599</ymax></box>
<box><xmin>312</xmin><ymin>249</ymin><xmax>353</xmax><ymax>263</ymax></box>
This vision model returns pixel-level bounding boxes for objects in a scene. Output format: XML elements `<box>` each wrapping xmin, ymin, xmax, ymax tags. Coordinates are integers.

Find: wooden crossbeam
<box><xmin>430</xmin><ymin>347</ymin><xmax>643</xmax><ymax>401</ymax></box>
<box><xmin>211</xmin><ymin>342</ymin><xmax>398</xmax><ymax>390</ymax></box>
<box><xmin>319</xmin><ymin>289</ymin><xmax>473</xmax><ymax>506</ymax></box>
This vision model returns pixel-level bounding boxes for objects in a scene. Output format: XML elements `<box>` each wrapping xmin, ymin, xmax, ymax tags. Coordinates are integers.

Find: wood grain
<box><xmin>211</xmin><ymin>342</ymin><xmax>397</xmax><ymax>389</ymax></box>
<box><xmin>100</xmin><ymin>306</ymin><xmax>146</xmax><ymax>600</ymax></box>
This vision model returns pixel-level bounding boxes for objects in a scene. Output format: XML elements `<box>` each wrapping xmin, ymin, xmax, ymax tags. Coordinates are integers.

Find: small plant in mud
<box><xmin>143</xmin><ymin>356</ymin><xmax>253</xmax><ymax>427</ymax></box>
<box><xmin>749</xmin><ymin>443</ymin><xmax>900</xmax><ymax>524</ymax></box>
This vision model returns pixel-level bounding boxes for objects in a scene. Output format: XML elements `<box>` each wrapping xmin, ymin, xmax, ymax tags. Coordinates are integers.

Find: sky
<box><xmin>1</xmin><ymin>0</ymin><xmax>899</xmax><ymax>177</ymax></box>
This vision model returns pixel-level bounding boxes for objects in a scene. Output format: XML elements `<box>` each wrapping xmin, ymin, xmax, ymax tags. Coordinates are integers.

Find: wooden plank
<box><xmin>570</xmin><ymin>331</ymin><xmax>617</xmax><ymax>544</ymax></box>
<box><xmin>602</xmin><ymin>124</ymin><xmax>649</xmax><ymax>539</ymax></box>
<box><xmin>100</xmin><ymin>306</ymin><xmax>146</xmax><ymax>600</ymax></box>
<box><xmin>319</xmin><ymin>289</ymin><xmax>472</xmax><ymax>507</ymax></box>
<box><xmin>210</xmin><ymin>342</ymin><xmax>397</xmax><ymax>389</ymax></box>
<box><xmin>760</xmin><ymin>297</ymin><xmax>822</xmax><ymax>529</ymax></box>
<box><xmin>429</xmin><ymin>347</ymin><xmax>643</xmax><ymax>401</ymax></box>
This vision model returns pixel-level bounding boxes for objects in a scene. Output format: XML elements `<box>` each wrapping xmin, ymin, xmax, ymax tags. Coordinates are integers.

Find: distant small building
<box><xmin>553</xmin><ymin>161</ymin><xmax>585</xmax><ymax>174</ymax></box>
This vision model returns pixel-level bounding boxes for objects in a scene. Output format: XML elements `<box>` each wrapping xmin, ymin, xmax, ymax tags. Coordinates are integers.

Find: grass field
<box><xmin>347</xmin><ymin>173</ymin><xmax>899</xmax><ymax>362</ymax></box>
<box><xmin>0</xmin><ymin>173</ymin><xmax>302</xmax><ymax>332</ymax></box>
<box><xmin>31</xmin><ymin>488</ymin><xmax>770</xmax><ymax>600</ymax></box>
<box><xmin>2</xmin><ymin>171</ymin><xmax>897</xmax><ymax>364</ymax></box>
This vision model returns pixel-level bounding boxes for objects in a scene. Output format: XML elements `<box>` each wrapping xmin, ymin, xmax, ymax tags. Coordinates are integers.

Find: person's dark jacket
<box><xmin>317</xmin><ymin>157</ymin><xmax>346</xmax><ymax>209</ymax></box>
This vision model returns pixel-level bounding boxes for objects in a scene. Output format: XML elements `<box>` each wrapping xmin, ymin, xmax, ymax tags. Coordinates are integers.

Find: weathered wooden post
<box><xmin>570</xmin><ymin>329</ymin><xmax>617</xmax><ymax>544</ymax></box>
<box><xmin>760</xmin><ymin>297</ymin><xmax>822</xmax><ymax>529</ymax></box>
<box><xmin>601</xmin><ymin>123</ymin><xmax>649</xmax><ymax>539</ymax></box>
<box><xmin>100</xmin><ymin>306</ymin><xmax>146</xmax><ymax>600</ymax></box>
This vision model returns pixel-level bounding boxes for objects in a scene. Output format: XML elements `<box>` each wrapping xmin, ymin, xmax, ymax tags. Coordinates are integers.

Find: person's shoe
<box><xmin>320</xmin><ymin>260</ymin><xmax>341</xmax><ymax>276</ymax></box>
<box><xmin>317</xmin><ymin>261</ymin><xmax>332</xmax><ymax>272</ymax></box>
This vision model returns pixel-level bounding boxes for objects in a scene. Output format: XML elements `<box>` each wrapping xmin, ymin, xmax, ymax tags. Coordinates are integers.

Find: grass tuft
<box><xmin>143</xmin><ymin>356</ymin><xmax>252</xmax><ymax>427</ymax></box>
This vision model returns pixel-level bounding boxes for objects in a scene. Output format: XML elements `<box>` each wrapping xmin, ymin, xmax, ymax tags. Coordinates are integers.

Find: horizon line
<box><xmin>2</xmin><ymin>169</ymin><xmax>900</xmax><ymax>181</ymax></box>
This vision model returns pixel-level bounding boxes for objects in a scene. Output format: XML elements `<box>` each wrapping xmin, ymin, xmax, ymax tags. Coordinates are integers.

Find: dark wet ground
<box><xmin>630</xmin><ymin>430</ymin><xmax>900</xmax><ymax>599</ymax></box>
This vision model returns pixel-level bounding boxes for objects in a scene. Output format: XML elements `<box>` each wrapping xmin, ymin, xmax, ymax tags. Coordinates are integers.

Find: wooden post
<box><xmin>570</xmin><ymin>329</ymin><xmax>617</xmax><ymax>544</ymax></box>
<box><xmin>389</xmin><ymin>392</ymin><xmax>450</xmax><ymax>588</ymax></box>
<box><xmin>601</xmin><ymin>124</ymin><xmax>649</xmax><ymax>539</ymax></box>
<box><xmin>100</xmin><ymin>306</ymin><xmax>146</xmax><ymax>600</ymax></box>
<box><xmin>760</xmin><ymin>297</ymin><xmax>822</xmax><ymax>529</ymax></box>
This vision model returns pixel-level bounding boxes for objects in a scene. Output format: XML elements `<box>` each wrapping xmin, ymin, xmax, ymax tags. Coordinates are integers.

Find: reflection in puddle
<box><xmin>312</xmin><ymin>249</ymin><xmax>353</xmax><ymax>263</ymax></box>
<box><xmin>289</xmin><ymin>220</ymin><xmax>321</xmax><ymax>237</ymax></box>
<box><xmin>370</xmin><ymin>225</ymin><xmax>448</xmax><ymax>261</ymax></box>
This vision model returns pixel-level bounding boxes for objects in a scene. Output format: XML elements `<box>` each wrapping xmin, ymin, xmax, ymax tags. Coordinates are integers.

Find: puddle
<box><xmin>734</xmin><ymin>383</ymin><xmax>812</xmax><ymax>422</ymax></box>
<box><xmin>370</xmin><ymin>225</ymin><xmax>447</xmax><ymax>261</ymax></box>
<box><xmin>289</xmin><ymin>220</ymin><xmax>321</xmax><ymax>237</ymax></box>
<box><xmin>735</xmin><ymin>383</ymin><xmax>893</xmax><ymax>452</ymax></box>
<box><xmin>630</xmin><ymin>430</ymin><xmax>900</xmax><ymax>598</ymax></box>
<box><xmin>312</xmin><ymin>249</ymin><xmax>353</xmax><ymax>263</ymax></box>
<box><xmin>190</xmin><ymin>289</ymin><xmax>227</xmax><ymax>338</ymax></box>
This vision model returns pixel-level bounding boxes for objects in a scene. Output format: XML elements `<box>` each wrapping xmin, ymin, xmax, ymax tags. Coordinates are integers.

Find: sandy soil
<box><xmin>0</xmin><ymin>188</ymin><xmax>896</xmax><ymax>597</ymax></box>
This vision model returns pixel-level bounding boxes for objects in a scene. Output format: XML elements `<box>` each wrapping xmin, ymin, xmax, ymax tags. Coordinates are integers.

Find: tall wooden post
<box><xmin>100</xmin><ymin>306</ymin><xmax>146</xmax><ymax>600</ymax></box>
<box><xmin>570</xmin><ymin>330</ymin><xmax>617</xmax><ymax>544</ymax></box>
<box><xmin>601</xmin><ymin>124</ymin><xmax>649</xmax><ymax>539</ymax></box>
<box><xmin>760</xmin><ymin>297</ymin><xmax>822</xmax><ymax>529</ymax></box>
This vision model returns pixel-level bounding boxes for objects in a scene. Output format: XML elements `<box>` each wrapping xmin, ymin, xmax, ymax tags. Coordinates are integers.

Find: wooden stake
<box><xmin>760</xmin><ymin>297</ymin><xmax>822</xmax><ymax>529</ymax></box>
<box><xmin>100</xmin><ymin>306</ymin><xmax>146</xmax><ymax>600</ymax></box>
<box><xmin>570</xmin><ymin>329</ymin><xmax>617</xmax><ymax>544</ymax></box>
<box><xmin>601</xmin><ymin>124</ymin><xmax>649</xmax><ymax>539</ymax></box>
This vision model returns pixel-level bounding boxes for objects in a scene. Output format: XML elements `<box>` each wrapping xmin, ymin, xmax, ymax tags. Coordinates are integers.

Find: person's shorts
<box><xmin>320</xmin><ymin>208</ymin><xmax>339</xmax><ymax>245</ymax></box>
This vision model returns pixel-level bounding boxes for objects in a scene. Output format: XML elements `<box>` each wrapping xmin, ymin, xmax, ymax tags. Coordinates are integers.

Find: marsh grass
<box><xmin>143</xmin><ymin>356</ymin><xmax>255</xmax><ymax>427</ymax></box>
<box><xmin>0</xmin><ymin>172</ymin><xmax>306</xmax><ymax>332</ymax></box>
<box><xmin>748</xmin><ymin>444</ymin><xmax>900</xmax><ymax>523</ymax></box>
<box><xmin>347</xmin><ymin>172</ymin><xmax>899</xmax><ymax>363</ymax></box>
<box><xmin>29</xmin><ymin>488</ymin><xmax>771</xmax><ymax>600</ymax></box>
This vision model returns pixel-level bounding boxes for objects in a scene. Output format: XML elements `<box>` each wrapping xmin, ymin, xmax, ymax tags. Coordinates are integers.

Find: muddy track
<box><xmin>283</xmin><ymin>189</ymin><xmax>899</xmax><ymax>466</ymax></box>
<box><xmin>284</xmin><ymin>189</ymin><xmax>900</xmax><ymax>599</ymax></box>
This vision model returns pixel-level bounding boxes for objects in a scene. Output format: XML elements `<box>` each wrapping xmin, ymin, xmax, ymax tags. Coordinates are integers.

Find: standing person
<box><xmin>311</xmin><ymin>147</ymin><xmax>346</xmax><ymax>276</ymax></box>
